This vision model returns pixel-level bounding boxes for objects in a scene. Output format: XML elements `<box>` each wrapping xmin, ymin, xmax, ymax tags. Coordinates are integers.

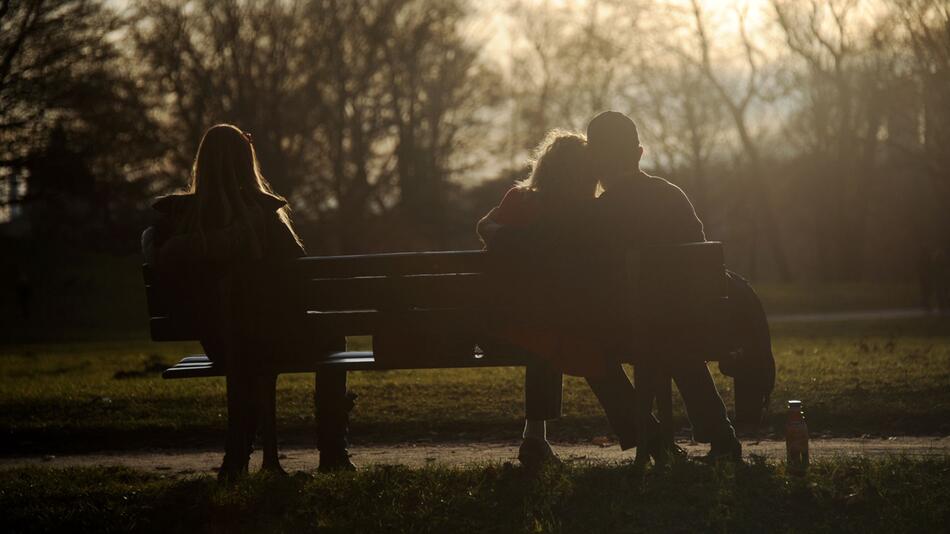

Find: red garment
<box><xmin>489</xmin><ymin>187</ymin><xmax>607</xmax><ymax>377</ymax></box>
<box><xmin>492</xmin><ymin>187</ymin><xmax>541</xmax><ymax>227</ymax></box>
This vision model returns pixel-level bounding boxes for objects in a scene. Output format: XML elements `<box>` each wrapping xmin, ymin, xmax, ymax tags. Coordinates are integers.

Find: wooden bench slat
<box><xmin>297</xmin><ymin>250</ymin><xmax>488</xmax><ymax>278</ymax></box>
<box><xmin>304</xmin><ymin>308</ymin><xmax>493</xmax><ymax>336</ymax></box>
<box><xmin>160</xmin><ymin>350</ymin><xmax>535</xmax><ymax>379</ymax></box>
<box><xmin>306</xmin><ymin>273</ymin><xmax>492</xmax><ymax>311</ymax></box>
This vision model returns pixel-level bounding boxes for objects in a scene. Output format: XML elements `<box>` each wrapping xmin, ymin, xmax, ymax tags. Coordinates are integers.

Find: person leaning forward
<box><xmin>584</xmin><ymin>111</ymin><xmax>741</xmax><ymax>461</ymax></box>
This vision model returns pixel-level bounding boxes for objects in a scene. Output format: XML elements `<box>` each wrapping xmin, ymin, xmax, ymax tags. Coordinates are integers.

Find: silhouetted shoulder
<box><xmin>152</xmin><ymin>191</ymin><xmax>288</xmax><ymax>214</ymax></box>
<box><xmin>642</xmin><ymin>172</ymin><xmax>706</xmax><ymax>242</ymax></box>
<box><xmin>595</xmin><ymin>171</ymin><xmax>705</xmax><ymax>245</ymax></box>
<box><xmin>641</xmin><ymin>173</ymin><xmax>688</xmax><ymax>200</ymax></box>
<box><xmin>152</xmin><ymin>193</ymin><xmax>194</xmax><ymax>215</ymax></box>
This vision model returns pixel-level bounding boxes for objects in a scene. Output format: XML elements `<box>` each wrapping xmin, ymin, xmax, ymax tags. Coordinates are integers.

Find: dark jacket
<box><xmin>592</xmin><ymin>171</ymin><xmax>705</xmax><ymax>249</ymax></box>
<box><xmin>596</xmin><ymin>173</ymin><xmax>773</xmax><ymax>424</ymax></box>
<box><xmin>152</xmin><ymin>191</ymin><xmax>304</xmax><ymax>265</ymax></box>
<box><xmin>149</xmin><ymin>192</ymin><xmax>312</xmax><ymax>366</ymax></box>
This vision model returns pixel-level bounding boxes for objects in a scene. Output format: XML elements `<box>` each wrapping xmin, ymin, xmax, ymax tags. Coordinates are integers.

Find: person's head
<box><xmin>183</xmin><ymin>123</ymin><xmax>301</xmax><ymax>249</ymax></box>
<box><xmin>586</xmin><ymin>111</ymin><xmax>643</xmax><ymax>190</ymax></box>
<box><xmin>189</xmin><ymin>123</ymin><xmax>271</xmax><ymax>208</ymax></box>
<box><xmin>518</xmin><ymin>129</ymin><xmax>596</xmax><ymax>205</ymax></box>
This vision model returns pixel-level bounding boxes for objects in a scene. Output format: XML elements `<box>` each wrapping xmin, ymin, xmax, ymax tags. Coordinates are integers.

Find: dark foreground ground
<box><xmin>2</xmin><ymin>457</ymin><xmax>948</xmax><ymax>533</ymax></box>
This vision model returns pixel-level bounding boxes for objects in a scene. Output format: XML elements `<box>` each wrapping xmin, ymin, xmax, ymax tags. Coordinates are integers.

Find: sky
<box><xmin>472</xmin><ymin>0</ymin><xmax>776</xmax><ymax>67</ymax></box>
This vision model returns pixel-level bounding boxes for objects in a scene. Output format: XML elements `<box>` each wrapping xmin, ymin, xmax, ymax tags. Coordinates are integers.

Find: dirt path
<box><xmin>2</xmin><ymin>437</ymin><xmax>947</xmax><ymax>477</ymax></box>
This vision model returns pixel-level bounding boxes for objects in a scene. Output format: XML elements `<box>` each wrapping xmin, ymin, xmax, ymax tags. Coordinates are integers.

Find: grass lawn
<box><xmin>2</xmin><ymin>317</ymin><xmax>949</xmax><ymax>454</ymax></box>
<box><xmin>2</xmin><ymin>457</ymin><xmax>948</xmax><ymax>533</ymax></box>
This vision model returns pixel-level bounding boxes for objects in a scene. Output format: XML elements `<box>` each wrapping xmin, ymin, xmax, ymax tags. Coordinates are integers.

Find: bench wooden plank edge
<box><xmin>161</xmin><ymin>351</ymin><xmax>537</xmax><ymax>379</ymax></box>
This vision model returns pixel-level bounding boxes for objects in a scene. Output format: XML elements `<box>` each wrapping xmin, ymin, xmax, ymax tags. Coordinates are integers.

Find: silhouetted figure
<box><xmin>585</xmin><ymin>111</ymin><xmax>741</xmax><ymax>461</ymax></box>
<box><xmin>487</xmin><ymin>112</ymin><xmax>743</xmax><ymax>463</ymax></box>
<box><xmin>150</xmin><ymin>124</ymin><xmax>355</xmax><ymax>480</ymax></box>
<box><xmin>479</xmin><ymin>130</ymin><xmax>616</xmax><ymax>469</ymax></box>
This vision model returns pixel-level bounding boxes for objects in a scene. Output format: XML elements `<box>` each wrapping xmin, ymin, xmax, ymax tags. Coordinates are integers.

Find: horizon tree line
<box><xmin>1</xmin><ymin>0</ymin><xmax>948</xmax><ymax>281</ymax></box>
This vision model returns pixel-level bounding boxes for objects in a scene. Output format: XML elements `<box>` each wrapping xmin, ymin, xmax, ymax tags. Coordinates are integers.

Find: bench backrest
<box><xmin>143</xmin><ymin>242</ymin><xmax>729</xmax><ymax>352</ymax></box>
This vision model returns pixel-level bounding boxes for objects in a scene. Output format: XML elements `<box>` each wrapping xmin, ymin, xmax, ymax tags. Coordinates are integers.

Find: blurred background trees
<box><xmin>2</xmin><ymin>0</ymin><xmax>949</xmax><ymax>282</ymax></box>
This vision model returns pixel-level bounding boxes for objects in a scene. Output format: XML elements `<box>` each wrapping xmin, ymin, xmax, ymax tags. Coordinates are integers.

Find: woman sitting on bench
<box><xmin>477</xmin><ymin>130</ymin><xmax>641</xmax><ymax>468</ymax></box>
<box><xmin>150</xmin><ymin>124</ymin><xmax>355</xmax><ymax>480</ymax></box>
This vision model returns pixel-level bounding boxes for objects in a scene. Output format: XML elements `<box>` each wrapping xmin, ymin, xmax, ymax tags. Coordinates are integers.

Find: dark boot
<box><xmin>518</xmin><ymin>437</ymin><xmax>561</xmax><ymax>471</ymax></box>
<box><xmin>698</xmin><ymin>437</ymin><xmax>743</xmax><ymax>464</ymax></box>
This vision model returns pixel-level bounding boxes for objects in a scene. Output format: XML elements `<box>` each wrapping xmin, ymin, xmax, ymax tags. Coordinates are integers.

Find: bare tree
<box><xmin>894</xmin><ymin>0</ymin><xmax>950</xmax><ymax>226</ymax></box>
<box><xmin>381</xmin><ymin>0</ymin><xmax>501</xmax><ymax>247</ymax></box>
<box><xmin>506</xmin><ymin>0</ymin><xmax>642</xmax><ymax>146</ymax></box>
<box><xmin>771</xmin><ymin>0</ymin><xmax>889</xmax><ymax>279</ymax></box>
<box><xmin>673</xmin><ymin>0</ymin><xmax>792</xmax><ymax>280</ymax></box>
<box><xmin>132</xmin><ymin>0</ymin><xmax>496</xmax><ymax>252</ymax></box>
<box><xmin>1</xmin><ymin>0</ymin><xmax>158</xmax><ymax>246</ymax></box>
<box><xmin>632</xmin><ymin>55</ymin><xmax>726</xmax><ymax>220</ymax></box>
<box><xmin>131</xmin><ymin>0</ymin><xmax>313</xmax><ymax>197</ymax></box>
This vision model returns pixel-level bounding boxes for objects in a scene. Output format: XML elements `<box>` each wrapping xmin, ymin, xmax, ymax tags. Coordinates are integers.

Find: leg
<box><xmin>585</xmin><ymin>363</ymin><xmax>645</xmax><ymax>451</ymax></box>
<box><xmin>258</xmin><ymin>373</ymin><xmax>285</xmax><ymax>474</ymax></box>
<box><xmin>315</xmin><ymin>367</ymin><xmax>356</xmax><ymax>471</ymax></box>
<box><xmin>669</xmin><ymin>358</ymin><xmax>740</xmax><ymax>460</ymax></box>
<box><xmin>632</xmin><ymin>363</ymin><xmax>660</xmax><ymax>466</ymax></box>
<box><xmin>519</xmin><ymin>361</ymin><xmax>563</xmax><ymax>469</ymax></box>
<box><xmin>202</xmin><ymin>338</ymin><xmax>249</xmax><ymax>482</ymax></box>
<box><xmin>220</xmin><ymin>369</ymin><xmax>253</xmax><ymax>480</ymax></box>
<box><xmin>524</xmin><ymin>361</ymin><xmax>563</xmax><ymax>422</ymax></box>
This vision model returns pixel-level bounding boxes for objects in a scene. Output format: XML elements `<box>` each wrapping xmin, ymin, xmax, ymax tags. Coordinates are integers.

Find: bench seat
<box><xmin>161</xmin><ymin>348</ymin><xmax>537</xmax><ymax>379</ymax></box>
<box><xmin>145</xmin><ymin>242</ymin><xmax>732</xmax><ymax>455</ymax></box>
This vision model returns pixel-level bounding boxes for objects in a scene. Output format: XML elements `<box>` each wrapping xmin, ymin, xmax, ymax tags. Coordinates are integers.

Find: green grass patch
<box><xmin>2</xmin><ymin>457</ymin><xmax>948</xmax><ymax>533</ymax></box>
<box><xmin>756</xmin><ymin>282</ymin><xmax>920</xmax><ymax>314</ymax></box>
<box><xmin>2</xmin><ymin>318</ymin><xmax>949</xmax><ymax>453</ymax></box>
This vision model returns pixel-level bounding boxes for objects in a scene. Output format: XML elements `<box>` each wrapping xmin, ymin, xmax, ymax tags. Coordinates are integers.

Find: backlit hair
<box><xmin>517</xmin><ymin>129</ymin><xmax>596</xmax><ymax>204</ymax></box>
<box><xmin>177</xmin><ymin>124</ymin><xmax>302</xmax><ymax>253</ymax></box>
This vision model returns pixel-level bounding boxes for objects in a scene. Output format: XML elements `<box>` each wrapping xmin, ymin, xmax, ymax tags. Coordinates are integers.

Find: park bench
<box><xmin>143</xmin><ymin>241</ymin><xmax>733</xmax><ymax>456</ymax></box>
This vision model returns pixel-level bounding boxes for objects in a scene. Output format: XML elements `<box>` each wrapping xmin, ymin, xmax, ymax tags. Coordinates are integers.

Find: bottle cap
<box><xmin>788</xmin><ymin>400</ymin><xmax>802</xmax><ymax>410</ymax></box>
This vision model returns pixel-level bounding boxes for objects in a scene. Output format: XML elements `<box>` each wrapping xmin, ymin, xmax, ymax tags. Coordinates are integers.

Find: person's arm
<box><xmin>479</xmin><ymin>188</ymin><xmax>533</xmax><ymax>249</ymax></box>
<box><xmin>476</xmin><ymin>208</ymin><xmax>503</xmax><ymax>247</ymax></box>
<box><xmin>266</xmin><ymin>213</ymin><xmax>306</xmax><ymax>259</ymax></box>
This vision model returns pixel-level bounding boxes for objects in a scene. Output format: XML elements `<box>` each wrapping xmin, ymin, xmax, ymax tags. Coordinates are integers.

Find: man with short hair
<box><xmin>586</xmin><ymin>110</ymin><xmax>741</xmax><ymax>460</ymax></box>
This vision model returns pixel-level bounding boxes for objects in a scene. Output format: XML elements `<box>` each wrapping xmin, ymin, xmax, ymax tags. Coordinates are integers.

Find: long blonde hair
<box><xmin>176</xmin><ymin>124</ymin><xmax>302</xmax><ymax>255</ymax></box>
<box><xmin>518</xmin><ymin>129</ymin><xmax>596</xmax><ymax>206</ymax></box>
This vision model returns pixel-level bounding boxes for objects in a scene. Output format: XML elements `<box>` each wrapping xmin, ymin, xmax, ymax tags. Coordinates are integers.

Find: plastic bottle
<box><xmin>785</xmin><ymin>400</ymin><xmax>810</xmax><ymax>474</ymax></box>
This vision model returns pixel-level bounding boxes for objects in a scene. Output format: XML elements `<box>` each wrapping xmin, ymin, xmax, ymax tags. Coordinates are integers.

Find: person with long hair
<box><xmin>479</xmin><ymin>130</ymin><xmax>597</xmax><ymax>244</ymax></box>
<box><xmin>151</xmin><ymin>124</ymin><xmax>355</xmax><ymax>480</ymax></box>
<box><xmin>478</xmin><ymin>130</ymin><xmax>641</xmax><ymax>469</ymax></box>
